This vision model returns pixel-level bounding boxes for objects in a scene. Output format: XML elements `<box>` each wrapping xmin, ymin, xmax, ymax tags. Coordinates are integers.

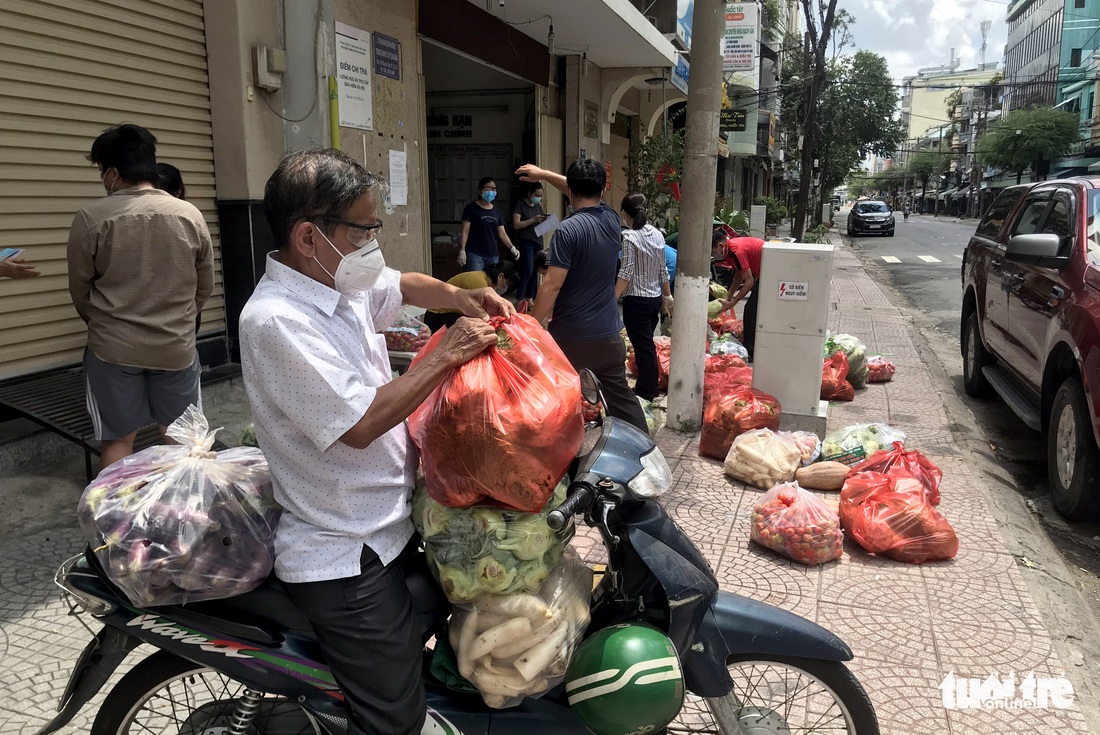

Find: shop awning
<box><xmin>953</xmin><ymin>187</ymin><xmax>971</xmax><ymax>199</ymax></box>
<box><xmin>463</xmin><ymin>0</ymin><xmax>677</xmax><ymax>69</ymax></box>
<box><xmin>938</xmin><ymin>188</ymin><xmax>957</xmax><ymax>201</ymax></box>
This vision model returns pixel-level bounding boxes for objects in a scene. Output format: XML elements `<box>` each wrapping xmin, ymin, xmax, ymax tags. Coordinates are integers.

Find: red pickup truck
<box><xmin>961</xmin><ymin>177</ymin><xmax>1100</xmax><ymax>520</ymax></box>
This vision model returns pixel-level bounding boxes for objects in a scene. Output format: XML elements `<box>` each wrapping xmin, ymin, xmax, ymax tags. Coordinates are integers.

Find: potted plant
<box><xmin>754</xmin><ymin>196</ymin><xmax>788</xmax><ymax>237</ymax></box>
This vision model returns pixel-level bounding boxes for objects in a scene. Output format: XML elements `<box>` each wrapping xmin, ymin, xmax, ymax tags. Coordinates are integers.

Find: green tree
<box><xmin>976</xmin><ymin>107</ymin><xmax>1080</xmax><ymax>184</ymax></box>
<box><xmin>908</xmin><ymin>148</ymin><xmax>946</xmax><ymax>199</ymax></box>
<box><xmin>944</xmin><ymin>89</ymin><xmax>963</xmax><ymax>119</ymax></box>
<box><xmin>625</xmin><ymin>126</ymin><xmax>685</xmax><ymax>229</ymax></box>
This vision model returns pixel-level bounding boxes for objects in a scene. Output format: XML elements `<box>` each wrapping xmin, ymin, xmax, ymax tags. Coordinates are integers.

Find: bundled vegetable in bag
<box><xmin>867</xmin><ymin>356</ymin><xmax>896</xmax><ymax>383</ymax></box>
<box><xmin>781</xmin><ymin>431</ymin><xmax>823</xmax><ymax>467</ymax></box>
<box><xmin>723</xmin><ymin>429</ymin><xmax>802</xmax><ymax>488</ymax></box>
<box><xmin>77</xmin><ymin>406</ymin><xmax>280</xmax><ymax>607</ymax></box>
<box><xmin>821</xmin><ymin>352</ymin><xmax>855</xmax><ymax>402</ymax></box>
<box><xmin>413</xmin><ymin>481</ymin><xmax>571</xmax><ymax>603</ymax></box>
<box><xmin>709</xmin><ymin>336</ymin><xmax>749</xmax><ymax>360</ymax></box>
<box><xmin>847</xmin><ymin>489</ymin><xmax>958</xmax><ymax>563</ymax></box>
<box><xmin>825</xmin><ymin>334</ymin><xmax>869</xmax><ymax>388</ymax></box>
<box><xmin>638</xmin><ymin>397</ymin><xmax>662</xmax><ymax>437</ymax></box>
<box><xmin>699</xmin><ymin>386</ymin><xmax>781</xmax><ymax>460</ymax></box>
<box><xmin>849</xmin><ymin>441</ymin><xmax>942</xmax><ymax>505</ymax></box>
<box><xmin>750</xmin><ymin>483</ymin><xmax>844</xmax><ymax>565</ymax></box>
<box><xmin>449</xmin><ymin>549</ymin><xmax>593</xmax><ymax>709</ymax></box>
<box><xmin>408</xmin><ymin>314</ymin><xmax>584</xmax><ymax>512</ymax></box>
<box><xmin>383</xmin><ymin>312</ymin><xmax>431</xmax><ymax>353</ymax></box>
<box><xmin>822</xmin><ymin>423</ymin><xmax>907</xmax><ymax>466</ymax></box>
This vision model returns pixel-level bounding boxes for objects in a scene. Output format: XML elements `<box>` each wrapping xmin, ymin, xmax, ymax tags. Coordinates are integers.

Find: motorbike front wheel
<box><xmin>670</xmin><ymin>655</ymin><xmax>878</xmax><ymax>735</ymax></box>
<box><xmin>90</xmin><ymin>651</ymin><xmax>323</xmax><ymax>735</ymax></box>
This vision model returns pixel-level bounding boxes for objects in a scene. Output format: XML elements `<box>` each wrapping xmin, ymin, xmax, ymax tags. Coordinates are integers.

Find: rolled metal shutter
<box><xmin>0</xmin><ymin>0</ymin><xmax>223</xmax><ymax>379</ymax></box>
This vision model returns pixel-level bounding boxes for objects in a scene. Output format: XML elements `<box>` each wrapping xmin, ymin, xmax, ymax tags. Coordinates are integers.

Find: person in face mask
<box><xmin>458</xmin><ymin>176</ymin><xmax>519</xmax><ymax>272</ymax></box>
<box><xmin>239</xmin><ymin>149</ymin><xmax>514</xmax><ymax>735</ymax></box>
<box><xmin>512</xmin><ymin>184</ymin><xmax>547</xmax><ymax>309</ymax></box>
<box><xmin>423</xmin><ymin>260</ymin><xmax>518</xmax><ymax>333</ymax></box>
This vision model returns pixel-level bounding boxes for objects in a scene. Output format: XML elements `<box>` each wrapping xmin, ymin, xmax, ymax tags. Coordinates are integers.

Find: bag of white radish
<box><xmin>723</xmin><ymin>429</ymin><xmax>803</xmax><ymax>489</ymax></box>
<box><xmin>77</xmin><ymin>406</ymin><xmax>280</xmax><ymax>607</ymax></box>
<box><xmin>448</xmin><ymin>549</ymin><xmax>593</xmax><ymax>709</ymax></box>
<box><xmin>413</xmin><ymin>480</ymin><xmax>573</xmax><ymax>604</ymax></box>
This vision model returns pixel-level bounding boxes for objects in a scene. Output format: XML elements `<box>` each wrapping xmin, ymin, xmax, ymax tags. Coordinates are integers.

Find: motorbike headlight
<box><xmin>630</xmin><ymin>448</ymin><xmax>672</xmax><ymax>498</ymax></box>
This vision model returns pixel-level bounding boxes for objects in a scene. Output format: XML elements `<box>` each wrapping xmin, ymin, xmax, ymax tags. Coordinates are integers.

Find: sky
<box><xmin>839</xmin><ymin>0</ymin><xmax>1011</xmax><ymax>82</ymax></box>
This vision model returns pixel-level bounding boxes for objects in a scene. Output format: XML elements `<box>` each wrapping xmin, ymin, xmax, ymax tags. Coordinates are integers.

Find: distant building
<box><xmin>899</xmin><ymin>64</ymin><xmax>1002</xmax><ymax>147</ymax></box>
<box><xmin>1003</xmin><ymin>0</ymin><xmax>1099</xmax><ymax>113</ymax></box>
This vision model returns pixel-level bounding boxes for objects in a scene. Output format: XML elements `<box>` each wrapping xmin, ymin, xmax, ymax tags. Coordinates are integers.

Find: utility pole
<box><xmin>667</xmin><ymin>0</ymin><xmax>724</xmax><ymax>431</ymax></box>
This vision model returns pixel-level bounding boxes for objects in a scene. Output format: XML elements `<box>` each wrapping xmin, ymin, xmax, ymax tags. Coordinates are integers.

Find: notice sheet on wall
<box><xmin>335</xmin><ymin>22</ymin><xmax>373</xmax><ymax>131</ymax></box>
<box><xmin>388</xmin><ymin>149</ymin><xmax>408</xmax><ymax>206</ymax></box>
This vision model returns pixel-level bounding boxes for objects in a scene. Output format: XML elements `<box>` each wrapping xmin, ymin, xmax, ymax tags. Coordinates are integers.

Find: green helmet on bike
<box><xmin>565</xmin><ymin>623</ymin><xmax>685</xmax><ymax>735</ymax></box>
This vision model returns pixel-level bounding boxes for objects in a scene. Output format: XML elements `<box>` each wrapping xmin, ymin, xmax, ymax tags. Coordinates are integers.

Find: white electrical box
<box><xmin>751</xmin><ymin>242</ymin><xmax>835</xmax><ymax>429</ymax></box>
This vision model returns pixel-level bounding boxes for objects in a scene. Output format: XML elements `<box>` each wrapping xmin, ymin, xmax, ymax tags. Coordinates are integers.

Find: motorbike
<box><xmin>36</xmin><ymin>372</ymin><xmax>878</xmax><ymax>735</ymax></box>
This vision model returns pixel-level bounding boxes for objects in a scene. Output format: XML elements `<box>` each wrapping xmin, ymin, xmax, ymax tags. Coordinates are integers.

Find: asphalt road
<box><xmin>842</xmin><ymin>207</ymin><xmax>1100</xmax><ymax>616</ymax></box>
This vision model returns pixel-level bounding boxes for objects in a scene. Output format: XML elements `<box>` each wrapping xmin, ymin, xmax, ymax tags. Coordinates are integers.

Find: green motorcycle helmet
<box><xmin>565</xmin><ymin>623</ymin><xmax>685</xmax><ymax>735</ymax></box>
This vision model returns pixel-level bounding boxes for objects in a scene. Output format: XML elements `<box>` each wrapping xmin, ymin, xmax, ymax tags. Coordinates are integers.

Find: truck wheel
<box><xmin>961</xmin><ymin>310</ymin><xmax>991</xmax><ymax>397</ymax></box>
<box><xmin>1047</xmin><ymin>376</ymin><xmax>1100</xmax><ymax>521</ymax></box>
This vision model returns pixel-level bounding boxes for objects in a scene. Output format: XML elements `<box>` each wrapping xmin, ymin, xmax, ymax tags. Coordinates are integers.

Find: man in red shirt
<box><xmin>711</xmin><ymin>230</ymin><xmax>765</xmax><ymax>360</ymax></box>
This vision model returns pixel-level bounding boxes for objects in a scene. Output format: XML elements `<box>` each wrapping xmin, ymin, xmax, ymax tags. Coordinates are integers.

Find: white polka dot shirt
<box><xmin>240</xmin><ymin>253</ymin><xmax>416</xmax><ymax>583</ymax></box>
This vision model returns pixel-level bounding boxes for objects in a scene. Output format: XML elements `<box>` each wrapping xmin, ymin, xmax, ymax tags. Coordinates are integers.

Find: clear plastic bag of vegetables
<box><xmin>750</xmin><ymin>482</ymin><xmax>844</xmax><ymax>565</ymax></box>
<box><xmin>723</xmin><ymin>429</ymin><xmax>802</xmax><ymax>488</ymax></box>
<box><xmin>413</xmin><ymin>480</ymin><xmax>574</xmax><ymax>604</ymax></box>
<box><xmin>821</xmin><ymin>423</ymin><xmax>907</xmax><ymax>466</ymax></box>
<box><xmin>77</xmin><ymin>405</ymin><xmax>280</xmax><ymax>607</ymax></box>
<box><xmin>448</xmin><ymin>548</ymin><xmax>593</xmax><ymax>709</ymax></box>
<box><xmin>867</xmin><ymin>355</ymin><xmax>896</xmax><ymax>383</ymax></box>
<box><xmin>825</xmin><ymin>333</ymin><xmax>869</xmax><ymax>388</ymax></box>
<box><xmin>699</xmin><ymin>386</ymin><xmax>781</xmax><ymax>460</ymax></box>
<box><xmin>709</xmin><ymin>335</ymin><xmax>749</xmax><ymax>360</ymax></box>
<box><xmin>638</xmin><ymin>397</ymin><xmax>663</xmax><ymax>437</ymax></box>
<box><xmin>408</xmin><ymin>314</ymin><xmax>584</xmax><ymax>512</ymax></box>
<box><xmin>383</xmin><ymin>311</ymin><xmax>431</xmax><ymax>353</ymax></box>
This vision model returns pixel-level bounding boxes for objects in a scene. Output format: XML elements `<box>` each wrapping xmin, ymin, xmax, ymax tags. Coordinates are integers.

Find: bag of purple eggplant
<box><xmin>78</xmin><ymin>405</ymin><xmax>281</xmax><ymax>607</ymax></box>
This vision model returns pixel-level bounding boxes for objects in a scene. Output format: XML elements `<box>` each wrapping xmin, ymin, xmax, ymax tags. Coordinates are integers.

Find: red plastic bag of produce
<box><xmin>658</xmin><ymin>348</ymin><xmax>671</xmax><ymax>393</ymax></box>
<box><xmin>384</xmin><ymin>312</ymin><xmax>431</xmax><ymax>353</ymax></box>
<box><xmin>77</xmin><ymin>406</ymin><xmax>280</xmax><ymax>607</ymax></box>
<box><xmin>848</xmin><ymin>490</ymin><xmax>958</xmax><ymax>563</ymax></box>
<box><xmin>408</xmin><ymin>314</ymin><xmax>584</xmax><ymax>512</ymax></box>
<box><xmin>708</xmin><ymin>314</ymin><xmax>744</xmax><ymax>340</ymax></box>
<box><xmin>699</xmin><ymin>385</ymin><xmax>781</xmax><ymax>459</ymax></box>
<box><xmin>867</xmin><ymin>355</ymin><xmax>896</xmax><ymax>383</ymax></box>
<box><xmin>849</xmin><ymin>441</ymin><xmax>942</xmax><ymax>505</ymax></box>
<box><xmin>821</xmin><ymin>352</ymin><xmax>855</xmax><ymax>402</ymax></box>
<box><xmin>751</xmin><ymin>482</ymin><xmax>844</xmax><ymax>565</ymax></box>
<box><xmin>703</xmin><ymin>368</ymin><xmax>754</xmax><ymax>403</ymax></box>
<box><xmin>706</xmin><ymin>354</ymin><xmax>748</xmax><ymax>373</ymax></box>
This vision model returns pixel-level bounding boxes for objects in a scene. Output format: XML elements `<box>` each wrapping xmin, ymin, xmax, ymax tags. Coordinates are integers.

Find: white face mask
<box><xmin>314</xmin><ymin>227</ymin><xmax>385</xmax><ymax>295</ymax></box>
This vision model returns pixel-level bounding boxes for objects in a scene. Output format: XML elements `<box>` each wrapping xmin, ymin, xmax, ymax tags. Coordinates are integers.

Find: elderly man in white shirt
<box><xmin>240</xmin><ymin>148</ymin><xmax>512</xmax><ymax>735</ymax></box>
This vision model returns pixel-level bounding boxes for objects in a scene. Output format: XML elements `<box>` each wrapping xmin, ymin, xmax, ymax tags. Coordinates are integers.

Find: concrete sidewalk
<box><xmin>572</xmin><ymin>236</ymin><xmax>1098</xmax><ymax>733</ymax></box>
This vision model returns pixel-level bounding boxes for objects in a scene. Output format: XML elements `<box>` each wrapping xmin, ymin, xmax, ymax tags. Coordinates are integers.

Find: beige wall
<box><xmin>906</xmin><ymin>69</ymin><xmax>1000</xmax><ymax>142</ymax></box>
<box><xmin>332</xmin><ymin>0</ymin><xmax>429</xmax><ymax>275</ymax></box>
<box><xmin>565</xmin><ymin>56</ymin><xmax>606</xmax><ymax>165</ymax></box>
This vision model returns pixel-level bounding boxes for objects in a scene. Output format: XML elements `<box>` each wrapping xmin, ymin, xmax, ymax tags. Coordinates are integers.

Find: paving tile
<box><xmin>817</xmin><ymin>601</ymin><xmax>937</xmax><ymax>668</ymax></box>
<box><xmin>845</xmin><ymin>658</ymin><xmax>955</xmax><ymax>735</ymax></box>
<box><xmin>715</xmin><ymin>538</ymin><xmax>820</xmax><ymax>620</ymax></box>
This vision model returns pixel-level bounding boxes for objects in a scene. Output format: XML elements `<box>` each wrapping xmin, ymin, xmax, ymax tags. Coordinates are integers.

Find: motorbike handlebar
<box><xmin>547</xmin><ymin>484</ymin><xmax>594</xmax><ymax>530</ymax></box>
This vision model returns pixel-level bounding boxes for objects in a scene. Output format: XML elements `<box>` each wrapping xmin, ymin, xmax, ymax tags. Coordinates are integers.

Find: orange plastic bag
<box><xmin>839</xmin><ymin>471</ymin><xmax>926</xmax><ymax>529</ymax></box>
<box><xmin>699</xmin><ymin>386</ymin><xmax>781</xmax><ymax>460</ymax></box>
<box><xmin>708</xmin><ymin>314</ymin><xmax>744</xmax><ymax>340</ymax></box>
<box><xmin>867</xmin><ymin>355</ymin><xmax>896</xmax><ymax>383</ymax></box>
<box><xmin>703</xmin><ymin>368</ymin><xmax>754</xmax><ymax>403</ymax></box>
<box><xmin>821</xmin><ymin>352</ymin><xmax>855</xmax><ymax>402</ymax></box>
<box><xmin>408</xmin><ymin>314</ymin><xmax>584</xmax><ymax>512</ymax></box>
<box><xmin>848</xmin><ymin>490</ymin><xmax>958</xmax><ymax>563</ymax></box>
<box><xmin>849</xmin><ymin>441</ymin><xmax>942</xmax><ymax>505</ymax></box>
<box><xmin>706</xmin><ymin>354</ymin><xmax>748</xmax><ymax>373</ymax></box>
<box><xmin>626</xmin><ymin>337</ymin><xmax>671</xmax><ymax>391</ymax></box>
<box><xmin>750</xmin><ymin>482</ymin><xmax>844</xmax><ymax>565</ymax></box>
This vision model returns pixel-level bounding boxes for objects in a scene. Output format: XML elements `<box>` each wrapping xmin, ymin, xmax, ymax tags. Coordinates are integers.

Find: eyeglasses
<box><xmin>319</xmin><ymin>215</ymin><xmax>384</xmax><ymax>248</ymax></box>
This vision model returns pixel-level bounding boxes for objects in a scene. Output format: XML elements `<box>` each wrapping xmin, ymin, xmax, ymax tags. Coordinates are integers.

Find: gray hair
<box><xmin>263</xmin><ymin>148</ymin><xmax>385</xmax><ymax>249</ymax></box>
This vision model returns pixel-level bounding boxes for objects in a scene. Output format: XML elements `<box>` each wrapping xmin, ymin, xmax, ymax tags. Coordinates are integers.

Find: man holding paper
<box><xmin>512</xmin><ymin>184</ymin><xmax>548</xmax><ymax>306</ymax></box>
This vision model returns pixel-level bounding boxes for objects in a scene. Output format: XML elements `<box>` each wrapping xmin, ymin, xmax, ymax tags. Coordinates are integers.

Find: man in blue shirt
<box><xmin>517</xmin><ymin>160</ymin><xmax>647</xmax><ymax>432</ymax></box>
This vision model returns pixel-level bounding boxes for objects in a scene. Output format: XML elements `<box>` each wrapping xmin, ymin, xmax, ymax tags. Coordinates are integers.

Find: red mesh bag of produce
<box><xmin>821</xmin><ymin>352</ymin><xmax>855</xmax><ymax>402</ymax></box>
<box><xmin>848</xmin><ymin>490</ymin><xmax>958</xmax><ymax>563</ymax></box>
<box><xmin>849</xmin><ymin>441</ymin><xmax>942</xmax><ymax>505</ymax></box>
<box><xmin>708</xmin><ymin>314</ymin><xmax>744</xmax><ymax>340</ymax></box>
<box><xmin>408</xmin><ymin>314</ymin><xmax>584</xmax><ymax>512</ymax></box>
<box><xmin>699</xmin><ymin>385</ymin><xmax>781</xmax><ymax>459</ymax></box>
<box><xmin>706</xmin><ymin>354</ymin><xmax>748</xmax><ymax>373</ymax></box>
<box><xmin>867</xmin><ymin>355</ymin><xmax>896</xmax><ymax>383</ymax></box>
<box><xmin>750</xmin><ymin>482</ymin><xmax>844</xmax><ymax>565</ymax></box>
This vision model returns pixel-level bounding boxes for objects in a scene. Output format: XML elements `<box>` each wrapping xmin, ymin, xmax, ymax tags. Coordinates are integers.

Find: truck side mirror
<box><xmin>1005</xmin><ymin>233</ymin><xmax>1068</xmax><ymax>269</ymax></box>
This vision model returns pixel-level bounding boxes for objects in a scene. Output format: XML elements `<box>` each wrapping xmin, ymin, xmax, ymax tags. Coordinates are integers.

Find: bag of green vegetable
<box><xmin>77</xmin><ymin>405</ymin><xmax>280</xmax><ymax>607</ymax></box>
<box><xmin>413</xmin><ymin>480</ymin><xmax>574</xmax><ymax>604</ymax></box>
<box><xmin>448</xmin><ymin>548</ymin><xmax>593</xmax><ymax>709</ymax></box>
<box><xmin>383</xmin><ymin>312</ymin><xmax>431</xmax><ymax>353</ymax></box>
<box><xmin>709</xmin><ymin>335</ymin><xmax>749</xmax><ymax>360</ymax></box>
<box><xmin>238</xmin><ymin>422</ymin><xmax>257</xmax><ymax>448</ymax></box>
<box><xmin>751</xmin><ymin>482</ymin><xmax>844</xmax><ymax>565</ymax></box>
<box><xmin>723</xmin><ymin>429</ymin><xmax>802</xmax><ymax>488</ymax></box>
<box><xmin>638</xmin><ymin>397</ymin><xmax>662</xmax><ymax>437</ymax></box>
<box><xmin>825</xmin><ymin>334</ymin><xmax>869</xmax><ymax>388</ymax></box>
<box><xmin>821</xmin><ymin>424</ymin><xmax>907</xmax><ymax>466</ymax></box>
<box><xmin>709</xmin><ymin>282</ymin><xmax>729</xmax><ymax>300</ymax></box>
<box><xmin>408</xmin><ymin>314</ymin><xmax>584</xmax><ymax>512</ymax></box>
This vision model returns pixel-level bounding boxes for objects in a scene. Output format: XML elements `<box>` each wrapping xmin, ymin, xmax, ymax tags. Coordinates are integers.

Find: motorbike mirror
<box><xmin>579</xmin><ymin>369</ymin><xmax>601</xmax><ymax>406</ymax></box>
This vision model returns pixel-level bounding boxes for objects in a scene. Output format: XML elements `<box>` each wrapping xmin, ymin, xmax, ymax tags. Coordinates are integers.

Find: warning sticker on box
<box><xmin>778</xmin><ymin>281</ymin><xmax>809</xmax><ymax>300</ymax></box>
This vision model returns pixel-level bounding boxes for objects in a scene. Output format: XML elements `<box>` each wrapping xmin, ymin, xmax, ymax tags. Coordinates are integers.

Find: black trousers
<box><xmin>286</xmin><ymin>543</ymin><xmax>426</xmax><ymax>735</ymax></box>
<box><xmin>556</xmin><ymin>335</ymin><xmax>648</xmax><ymax>434</ymax></box>
<box><xmin>622</xmin><ymin>295</ymin><xmax>663</xmax><ymax>401</ymax></box>
<box><xmin>742</xmin><ymin>285</ymin><xmax>760</xmax><ymax>361</ymax></box>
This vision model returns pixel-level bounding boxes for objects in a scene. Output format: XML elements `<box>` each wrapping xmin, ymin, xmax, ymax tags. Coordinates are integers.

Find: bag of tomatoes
<box><xmin>750</xmin><ymin>482</ymin><xmax>844</xmax><ymax>565</ymax></box>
